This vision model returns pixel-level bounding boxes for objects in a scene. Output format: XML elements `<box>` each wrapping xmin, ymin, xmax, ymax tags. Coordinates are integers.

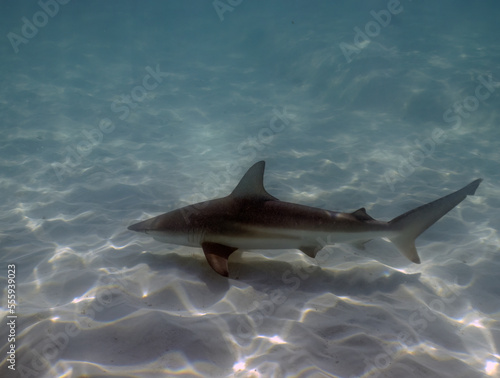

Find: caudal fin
<box><xmin>388</xmin><ymin>179</ymin><xmax>482</xmax><ymax>263</ymax></box>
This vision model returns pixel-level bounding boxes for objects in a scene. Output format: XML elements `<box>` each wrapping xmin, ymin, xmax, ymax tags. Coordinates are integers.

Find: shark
<box><xmin>128</xmin><ymin>161</ymin><xmax>482</xmax><ymax>277</ymax></box>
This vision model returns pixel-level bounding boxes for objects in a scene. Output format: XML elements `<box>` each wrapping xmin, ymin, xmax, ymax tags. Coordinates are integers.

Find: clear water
<box><xmin>1</xmin><ymin>1</ymin><xmax>499</xmax><ymax>377</ymax></box>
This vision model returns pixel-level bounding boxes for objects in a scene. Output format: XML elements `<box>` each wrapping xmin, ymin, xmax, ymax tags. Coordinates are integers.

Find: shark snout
<box><xmin>128</xmin><ymin>218</ymin><xmax>154</xmax><ymax>232</ymax></box>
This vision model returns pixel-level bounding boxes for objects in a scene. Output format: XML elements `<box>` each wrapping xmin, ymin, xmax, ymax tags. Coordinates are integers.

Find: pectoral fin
<box><xmin>202</xmin><ymin>242</ymin><xmax>237</xmax><ymax>277</ymax></box>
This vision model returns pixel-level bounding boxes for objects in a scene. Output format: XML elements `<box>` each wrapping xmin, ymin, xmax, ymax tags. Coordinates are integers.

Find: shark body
<box><xmin>128</xmin><ymin>161</ymin><xmax>482</xmax><ymax>277</ymax></box>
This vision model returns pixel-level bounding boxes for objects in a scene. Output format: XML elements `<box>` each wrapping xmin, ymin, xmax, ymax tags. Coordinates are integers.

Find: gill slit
<box><xmin>188</xmin><ymin>226</ymin><xmax>205</xmax><ymax>245</ymax></box>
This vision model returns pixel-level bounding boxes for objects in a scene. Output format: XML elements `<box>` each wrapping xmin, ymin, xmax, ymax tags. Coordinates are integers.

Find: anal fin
<box><xmin>201</xmin><ymin>242</ymin><xmax>237</xmax><ymax>277</ymax></box>
<box><xmin>299</xmin><ymin>245</ymin><xmax>324</xmax><ymax>258</ymax></box>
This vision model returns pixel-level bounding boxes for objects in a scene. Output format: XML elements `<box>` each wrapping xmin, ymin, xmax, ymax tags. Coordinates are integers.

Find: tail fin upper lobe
<box><xmin>388</xmin><ymin>179</ymin><xmax>482</xmax><ymax>263</ymax></box>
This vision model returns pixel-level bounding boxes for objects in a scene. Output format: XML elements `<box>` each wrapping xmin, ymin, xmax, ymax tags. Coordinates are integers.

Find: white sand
<box><xmin>1</xmin><ymin>2</ymin><xmax>499</xmax><ymax>377</ymax></box>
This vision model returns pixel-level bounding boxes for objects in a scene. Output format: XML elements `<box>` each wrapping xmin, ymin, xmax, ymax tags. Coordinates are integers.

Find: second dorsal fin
<box><xmin>351</xmin><ymin>208</ymin><xmax>375</xmax><ymax>221</ymax></box>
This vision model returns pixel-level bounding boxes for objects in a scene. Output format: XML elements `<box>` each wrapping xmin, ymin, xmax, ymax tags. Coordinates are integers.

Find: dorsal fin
<box><xmin>230</xmin><ymin>161</ymin><xmax>278</xmax><ymax>200</ymax></box>
<box><xmin>351</xmin><ymin>207</ymin><xmax>375</xmax><ymax>221</ymax></box>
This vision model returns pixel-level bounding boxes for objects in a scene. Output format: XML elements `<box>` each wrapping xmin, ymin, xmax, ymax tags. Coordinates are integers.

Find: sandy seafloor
<box><xmin>1</xmin><ymin>1</ymin><xmax>499</xmax><ymax>377</ymax></box>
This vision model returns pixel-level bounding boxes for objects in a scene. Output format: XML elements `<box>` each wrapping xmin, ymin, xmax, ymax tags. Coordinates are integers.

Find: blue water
<box><xmin>1</xmin><ymin>1</ymin><xmax>499</xmax><ymax>377</ymax></box>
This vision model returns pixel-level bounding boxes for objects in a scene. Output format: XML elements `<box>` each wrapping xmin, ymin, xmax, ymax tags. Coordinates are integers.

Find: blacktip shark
<box><xmin>128</xmin><ymin>161</ymin><xmax>482</xmax><ymax>277</ymax></box>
